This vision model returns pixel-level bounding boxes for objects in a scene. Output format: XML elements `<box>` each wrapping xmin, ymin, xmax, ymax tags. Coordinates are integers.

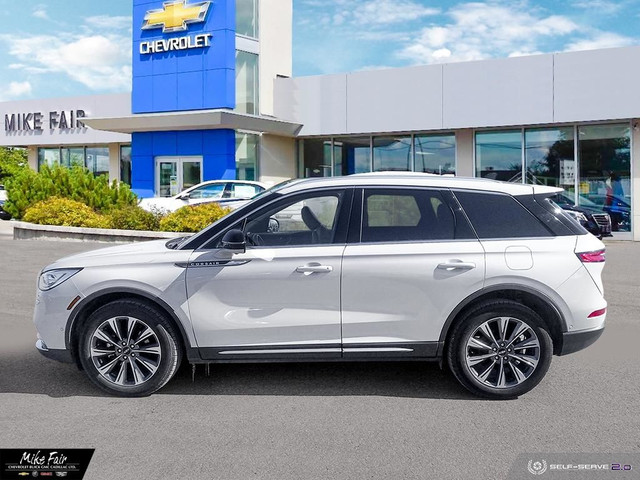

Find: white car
<box><xmin>139</xmin><ymin>180</ymin><xmax>266</xmax><ymax>213</ymax></box>
<box><xmin>33</xmin><ymin>173</ymin><xmax>606</xmax><ymax>398</ymax></box>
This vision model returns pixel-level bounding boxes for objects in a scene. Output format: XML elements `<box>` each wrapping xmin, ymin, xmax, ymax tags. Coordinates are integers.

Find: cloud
<box><xmin>0</xmin><ymin>81</ymin><xmax>32</xmax><ymax>102</ymax></box>
<box><xmin>1</xmin><ymin>15</ymin><xmax>131</xmax><ymax>92</ymax></box>
<box><xmin>571</xmin><ymin>0</ymin><xmax>626</xmax><ymax>15</ymax></box>
<box><xmin>84</xmin><ymin>15</ymin><xmax>132</xmax><ymax>31</ymax></box>
<box><xmin>399</xmin><ymin>2</ymin><xmax>580</xmax><ymax>64</ymax></box>
<box><xmin>32</xmin><ymin>5</ymin><xmax>48</xmax><ymax>20</ymax></box>
<box><xmin>565</xmin><ymin>32</ymin><xmax>637</xmax><ymax>51</ymax></box>
<box><xmin>355</xmin><ymin>0</ymin><xmax>440</xmax><ymax>25</ymax></box>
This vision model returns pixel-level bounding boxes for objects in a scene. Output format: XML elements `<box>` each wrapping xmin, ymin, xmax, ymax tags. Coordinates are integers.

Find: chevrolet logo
<box><xmin>142</xmin><ymin>0</ymin><xmax>211</xmax><ymax>33</ymax></box>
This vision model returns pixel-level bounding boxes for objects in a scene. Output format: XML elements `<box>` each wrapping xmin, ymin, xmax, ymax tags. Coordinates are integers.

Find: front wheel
<box><xmin>447</xmin><ymin>300</ymin><xmax>553</xmax><ymax>399</ymax></box>
<box><xmin>79</xmin><ymin>300</ymin><xmax>182</xmax><ymax>397</ymax></box>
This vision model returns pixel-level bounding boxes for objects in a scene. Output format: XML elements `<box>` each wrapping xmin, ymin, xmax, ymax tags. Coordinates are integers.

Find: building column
<box><xmin>259</xmin><ymin>134</ymin><xmax>296</xmax><ymax>186</ymax></box>
<box><xmin>109</xmin><ymin>144</ymin><xmax>120</xmax><ymax>183</ymax></box>
<box><xmin>455</xmin><ymin>129</ymin><xmax>474</xmax><ymax>177</ymax></box>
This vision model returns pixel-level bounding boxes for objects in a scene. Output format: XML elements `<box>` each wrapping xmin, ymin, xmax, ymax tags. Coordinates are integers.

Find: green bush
<box><xmin>107</xmin><ymin>206</ymin><xmax>160</xmax><ymax>231</ymax></box>
<box><xmin>159</xmin><ymin>203</ymin><xmax>232</xmax><ymax>233</ymax></box>
<box><xmin>0</xmin><ymin>147</ymin><xmax>28</xmax><ymax>181</ymax></box>
<box><xmin>4</xmin><ymin>164</ymin><xmax>137</xmax><ymax>219</ymax></box>
<box><xmin>24</xmin><ymin>197</ymin><xmax>109</xmax><ymax>229</ymax></box>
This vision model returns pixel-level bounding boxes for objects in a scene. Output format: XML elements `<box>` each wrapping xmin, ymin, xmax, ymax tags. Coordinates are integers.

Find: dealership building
<box><xmin>1</xmin><ymin>0</ymin><xmax>639</xmax><ymax>239</ymax></box>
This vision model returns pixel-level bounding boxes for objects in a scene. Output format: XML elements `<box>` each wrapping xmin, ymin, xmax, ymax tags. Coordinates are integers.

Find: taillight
<box><xmin>588</xmin><ymin>307</ymin><xmax>607</xmax><ymax>318</ymax></box>
<box><xmin>577</xmin><ymin>249</ymin><xmax>606</xmax><ymax>263</ymax></box>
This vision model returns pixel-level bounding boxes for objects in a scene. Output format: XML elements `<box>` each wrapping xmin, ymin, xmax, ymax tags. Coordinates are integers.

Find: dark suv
<box><xmin>551</xmin><ymin>193</ymin><xmax>612</xmax><ymax>238</ymax></box>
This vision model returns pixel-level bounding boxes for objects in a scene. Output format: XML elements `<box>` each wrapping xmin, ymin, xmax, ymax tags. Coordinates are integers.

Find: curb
<box><xmin>12</xmin><ymin>221</ymin><xmax>192</xmax><ymax>243</ymax></box>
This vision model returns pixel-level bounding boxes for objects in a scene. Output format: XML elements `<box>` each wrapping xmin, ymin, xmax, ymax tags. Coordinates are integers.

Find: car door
<box><xmin>186</xmin><ymin>188</ymin><xmax>352</xmax><ymax>360</ymax></box>
<box><xmin>341</xmin><ymin>187</ymin><xmax>485</xmax><ymax>358</ymax></box>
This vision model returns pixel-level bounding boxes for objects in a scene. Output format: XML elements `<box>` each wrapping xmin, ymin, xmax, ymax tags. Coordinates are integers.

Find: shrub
<box><xmin>4</xmin><ymin>164</ymin><xmax>137</xmax><ymax>219</ymax></box>
<box><xmin>24</xmin><ymin>197</ymin><xmax>109</xmax><ymax>229</ymax></box>
<box><xmin>107</xmin><ymin>206</ymin><xmax>160</xmax><ymax>231</ymax></box>
<box><xmin>159</xmin><ymin>202</ymin><xmax>232</xmax><ymax>233</ymax></box>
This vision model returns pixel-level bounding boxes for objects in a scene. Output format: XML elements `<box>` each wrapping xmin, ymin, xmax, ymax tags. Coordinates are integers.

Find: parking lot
<box><xmin>0</xmin><ymin>236</ymin><xmax>638</xmax><ymax>479</ymax></box>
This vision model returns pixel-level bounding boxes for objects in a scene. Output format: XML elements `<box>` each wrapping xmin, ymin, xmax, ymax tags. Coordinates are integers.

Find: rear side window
<box><xmin>454</xmin><ymin>191</ymin><xmax>552</xmax><ymax>239</ymax></box>
<box><xmin>362</xmin><ymin>189</ymin><xmax>455</xmax><ymax>242</ymax></box>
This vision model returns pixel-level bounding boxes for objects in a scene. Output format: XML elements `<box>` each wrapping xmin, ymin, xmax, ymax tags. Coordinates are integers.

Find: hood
<box><xmin>43</xmin><ymin>239</ymin><xmax>188</xmax><ymax>271</ymax></box>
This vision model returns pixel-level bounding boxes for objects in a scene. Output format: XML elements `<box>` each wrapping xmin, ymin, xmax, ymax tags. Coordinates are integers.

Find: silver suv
<box><xmin>34</xmin><ymin>174</ymin><xmax>607</xmax><ymax>398</ymax></box>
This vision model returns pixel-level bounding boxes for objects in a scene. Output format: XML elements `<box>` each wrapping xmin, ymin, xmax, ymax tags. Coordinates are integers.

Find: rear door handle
<box><xmin>437</xmin><ymin>261</ymin><xmax>476</xmax><ymax>271</ymax></box>
<box><xmin>296</xmin><ymin>264</ymin><xmax>333</xmax><ymax>275</ymax></box>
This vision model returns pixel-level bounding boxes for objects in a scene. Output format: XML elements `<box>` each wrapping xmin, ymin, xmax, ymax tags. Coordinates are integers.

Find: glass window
<box><xmin>38</xmin><ymin>148</ymin><xmax>61</xmax><ymax>170</ymax></box>
<box><xmin>476</xmin><ymin>130</ymin><xmax>522</xmax><ymax>182</ymax></box>
<box><xmin>182</xmin><ymin>160</ymin><xmax>201</xmax><ymax>190</ymax></box>
<box><xmin>334</xmin><ymin>137</ymin><xmax>370</xmax><ymax>176</ymax></box>
<box><xmin>373</xmin><ymin>136</ymin><xmax>411</xmax><ymax>172</ymax></box>
<box><xmin>362</xmin><ymin>189</ymin><xmax>455</xmax><ymax>242</ymax></box>
<box><xmin>236</xmin><ymin>132</ymin><xmax>258</xmax><ymax>181</ymax></box>
<box><xmin>236</xmin><ymin>51</ymin><xmax>259</xmax><ymax>115</ymax></box>
<box><xmin>120</xmin><ymin>145</ymin><xmax>132</xmax><ymax>185</ymax></box>
<box><xmin>85</xmin><ymin>146</ymin><xmax>109</xmax><ymax>177</ymax></box>
<box><xmin>301</xmin><ymin>138</ymin><xmax>332</xmax><ymax>177</ymax></box>
<box><xmin>244</xmin><ymin>193</ymin><xmax>343</xmax><ymax>246</ymax></box>
<box><xmin>414</xmin><ymin>134</ymin><xmax>456</xmax><ymax>174</ymax></box>
<box><xmin>578</xmin><ymin>124</ymin><xmax>631</xmax><ymax>232</ymax></box>
<box><xmin>189</xmin><ymin>183</ymin><xmax>225</xmax><ymax>200</ymax></box>
<box><xmin>525</xmin><ymin>127</ymin><xmax>574</xmax><ymax>195</ymax></box>
<box><xmin>454</xmin><ymin>191</ymin><xmax>551</xmax><ymax>239</ymax></box>
<box><xmin>229</xmin><ymin>183</ymin><xmax>263</xmax><ymax>198</ymax></box>
<box><xmin>236</xmin><ymin>0</ymin><xmax>258</xmax><ymax>38</ymax></box>
<box><xmin>61</xmin><ymin>147</ymin><xmax>85</xmax><ymax>168</ymax></box>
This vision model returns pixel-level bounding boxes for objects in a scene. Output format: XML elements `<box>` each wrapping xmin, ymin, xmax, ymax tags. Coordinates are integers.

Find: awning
<box><xmin>82</xmin><ymin>109</ymin><xmax>303</xmax><ymax>137</ymax></box>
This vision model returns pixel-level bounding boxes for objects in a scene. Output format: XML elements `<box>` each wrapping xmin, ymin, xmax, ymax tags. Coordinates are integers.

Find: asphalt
<box><xmin>0</xmin><ymin>237</ymin><xmax>638</xmax><ymax>479</ymax></box>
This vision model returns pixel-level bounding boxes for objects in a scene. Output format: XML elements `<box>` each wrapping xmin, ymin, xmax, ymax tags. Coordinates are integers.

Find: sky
<box><xmin>0</xmin><ymin>0</ymin><xmax>638</xmax><ymax>101</ymax></box>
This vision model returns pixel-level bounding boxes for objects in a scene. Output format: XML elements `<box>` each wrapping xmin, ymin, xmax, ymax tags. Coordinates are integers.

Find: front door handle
<box><xmin>437</xmin><ymin>261</ymin><xmax>476</xmax><ymax>271</ymax></box>
<box><xmin>296</xmin><ymin>264</ymin><xmax>333</xmax><ymax>275</ymax></box>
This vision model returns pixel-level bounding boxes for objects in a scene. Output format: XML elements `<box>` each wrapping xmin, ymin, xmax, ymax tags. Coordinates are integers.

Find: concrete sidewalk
<box><xmin>0</xmin><ymin>220</ymin><xmax>14</xmax><ymax>237</ymax></box>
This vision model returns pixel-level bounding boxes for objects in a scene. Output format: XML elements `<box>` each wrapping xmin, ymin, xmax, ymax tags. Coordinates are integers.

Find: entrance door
<box><xmin>155</xmin><ymin>156</ymin><xmax>202</xmax><ymax>197</ymax></box>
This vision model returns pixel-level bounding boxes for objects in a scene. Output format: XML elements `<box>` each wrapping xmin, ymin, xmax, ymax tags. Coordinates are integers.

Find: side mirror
<box><xmin>178</xmin><ymin>193</ymin><xmax>190</xmax><ymax>200</ymax></box>
<box><xmin>221</xmin><ymin>229</ymin><xmax>246</xmax><ymax>253</ymax></box>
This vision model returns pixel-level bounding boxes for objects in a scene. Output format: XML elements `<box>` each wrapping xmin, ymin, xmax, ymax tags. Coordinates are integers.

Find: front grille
<box><xmin>592</xmin><ymin>213</ymin><xmax>611</xmax><ymax>229</ymax></box>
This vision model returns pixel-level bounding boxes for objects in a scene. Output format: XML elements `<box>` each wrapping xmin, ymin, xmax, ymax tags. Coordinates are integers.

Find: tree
<box><xmin>0</xmin><ymin>147</ymin><xmax>28</xmax><ymax>181</ymax></box>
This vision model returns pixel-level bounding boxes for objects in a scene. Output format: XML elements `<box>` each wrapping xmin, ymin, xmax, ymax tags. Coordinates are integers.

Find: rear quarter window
<box><xmin>454</xmin><ymin>190</ymin><xmax>552</xmax><ymax>239</ymax></box>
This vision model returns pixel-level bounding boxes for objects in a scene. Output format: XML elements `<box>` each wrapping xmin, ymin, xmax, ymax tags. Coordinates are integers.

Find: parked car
<box><xmin>550</xmin><ymin>192</ymin><xmax>612</xmax><ymax>238</ymax></box>
<box><xmin>583</xmin><ymin>194</ymin><xmax>631</xmax><ymax>232</ymax></box>
<box><xmin>0</xmin><ymin>185</ymin><xmax>11</xmax><ymax>220</ymax></box>
<box><xmin>139</xmin><ymin>180</ymin><xmax>267</xmax><ymax>213</ymax></box>
<box><xmin>34</xmin><ymin>173</ymin><xmax>606</xmax><ymax>399</ymax></box>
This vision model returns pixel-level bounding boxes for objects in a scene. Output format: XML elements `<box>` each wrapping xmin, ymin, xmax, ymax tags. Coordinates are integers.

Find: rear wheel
<box><xmin>79</xmin><ymin>300</ymin><xmax>182</xmax><ymax>397</ymax></box>
<box><xmin>447</xmin><ymin>300</ymin><xmax>553</xmax><ymax>399</ymax></box>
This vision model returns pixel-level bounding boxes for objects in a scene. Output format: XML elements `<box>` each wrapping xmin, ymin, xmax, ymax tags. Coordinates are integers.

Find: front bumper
<box><xmin>558</xmin><ymin>326</ymin><xmax>604</xmax><ymax>356</ymax></box>
<box><xmin>36</xmin><ymin>339</ymin><xmax>74</xmax><ymax>363</ymax></box>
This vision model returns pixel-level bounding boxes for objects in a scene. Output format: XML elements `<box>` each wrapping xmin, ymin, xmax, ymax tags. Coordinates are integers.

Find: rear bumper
<box><xmin>558</xmin><ymin>326</ymin><xmax>604</xmax><ymax>356</ymax></box>
<box><xmin>36</xmin><ymin>339</ymin><xmax>74</xmax><ymax>364</ymax></box>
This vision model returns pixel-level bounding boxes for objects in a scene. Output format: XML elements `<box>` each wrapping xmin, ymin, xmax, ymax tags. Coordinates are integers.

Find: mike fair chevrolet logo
<box><xmin>142</xmin><ymin>0</ymin><xmax>211</xmax><ymax>33</ymax></box>
<box><xmin>139</xmin><ymin>0</ymin><xmax>213</xmax><ymax>55</ymax></box>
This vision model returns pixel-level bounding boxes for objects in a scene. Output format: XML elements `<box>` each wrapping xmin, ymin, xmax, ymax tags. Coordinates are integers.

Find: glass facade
<box><xmin>236</xmin><ymin>51</ymin><xmax>259</xmax><ymax>115</ymax></box>
<box><xmin>236</xmin><ymin>132</ymin><xmax>259</xmax><ymax>181</ymax></box>
<box><xmin>373</xmin><ymin>136</ymin><xmax>411</xmax><ymax>172</ymax></box>
<box><xmin>38</xmin><ymin>145</ymin><xmax>110</xmax><ymax>177</ymax></box>
<box><xmin>301</xmin><ymin>133</ymin><xmax>456</xmax><ymax>178</ymax></box>
<box><xmin>414</xmin><ymin>134</ymin><xmax>456</xmax><ymax>174</ymax></box>
<box><xmin>120</xmin><ymin>145</ymin><xmax>132</xmax><ymax>185</ymax></box>
<box><xmin>475</xmin><ymin>122</ymin><xmax>632</xmax><ymax>233</ymax></box>
<box><xmin>236</xmin><ymin>0</ymin><xmax>258</xmax><ymax>38</ymax></box>
<box><xmin>476</xmin><ymin>130</ymin><xmax>522</xmax><ymax>182</ymax></box>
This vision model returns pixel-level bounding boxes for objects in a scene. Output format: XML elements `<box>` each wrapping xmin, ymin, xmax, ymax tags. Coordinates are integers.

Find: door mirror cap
<box><xmin>221</xmin><ymin>229</ymin><xmax>246</xmax><ymax>253</ymax></box>
<box><xmin>177</xmin><ymin>192</ymin><xmax>191</xmax><ymax>200</ymax></box>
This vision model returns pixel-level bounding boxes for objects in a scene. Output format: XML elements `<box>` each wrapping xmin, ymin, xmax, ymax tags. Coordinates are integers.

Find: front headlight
<box><xmin>38</xmin><ymin>268</ymin><xmax>82</xmax><ymax>291</ymax></box>
<box><xmin>564</xmin><ymin>210</ymin><xmax>588</xmax><ymax>224</ymax></box>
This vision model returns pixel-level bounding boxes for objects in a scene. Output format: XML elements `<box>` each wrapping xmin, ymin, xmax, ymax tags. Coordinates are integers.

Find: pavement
<box><xmin>0</xmin><ymin>238</ymin><xmax>638</xmax><ymax>479</ymax></box>
<box><xmin>0</xmin><ymin>219</ymin><xmax>13</xmax><ymax>237</ymax></box>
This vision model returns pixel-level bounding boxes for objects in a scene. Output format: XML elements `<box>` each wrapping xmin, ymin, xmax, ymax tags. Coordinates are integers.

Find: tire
<box><xmin>78</xmin><ymin>300</ymin><xmax>182</xmax><ymax>397</ymax></box>
<box><xmin>447</xmin><ymin>300</ymin><xmax>553</xmax><ymax>399</ymax></box>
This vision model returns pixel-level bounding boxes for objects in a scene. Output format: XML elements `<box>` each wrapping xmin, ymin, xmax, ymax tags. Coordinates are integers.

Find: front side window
<box><xmin>229</xmin><ymin>183</ymin><xmax>262</xmax><ymax>199</ymax></box>
<box><xmin>454</xmin><ymin>191</ymin><xmax>551</xmax><ymax>239</ymax></box>
<box><xmin>362</xmin><ymin>189</ymin><xmax>455</xmax><ymax>242</ymax></box>
<box><xmin>243</xmin><ymin>192</ymin><xmax>343</xmax><ymax>247</ymax></box>
<box><xmin>189</xmin><ymin>184</ymin><xmax>225</xmax><ymax>200</ymax></box>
